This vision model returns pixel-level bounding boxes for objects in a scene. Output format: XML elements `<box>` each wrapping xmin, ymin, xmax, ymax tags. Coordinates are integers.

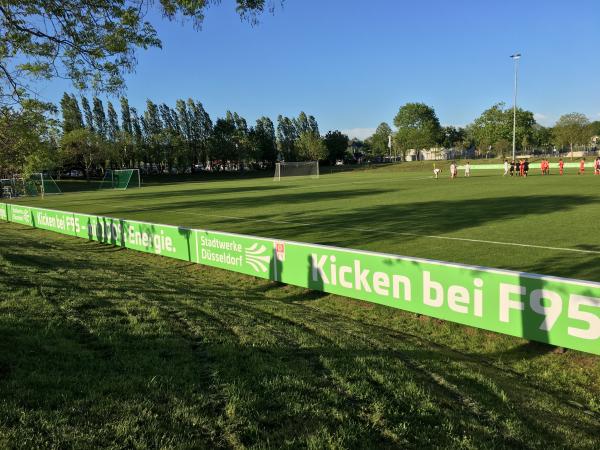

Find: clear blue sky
<box><xmin>37</xmin><ymin>0</ymin><xmax>600</xmax><ymax>139</ymax></box>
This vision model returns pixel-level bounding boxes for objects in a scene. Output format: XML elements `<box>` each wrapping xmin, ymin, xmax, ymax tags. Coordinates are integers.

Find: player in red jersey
<box><xmin>559</xmin><ymin>158</ymin><xmax>564</xmax><ymax>175</ymax></box>
<box><xmin>519</xmin><ymin>159</ymin><xmax>525</xmax><ymax>177</ymax></box>
<box><xmin>579</xmin><ymin>158</ymin><xmax>585</xmax><ymax>175</ymax></box>
<box><xmin>595</xmin><ymin>157</ymin><xmax>600</xmax><ymax>175</ymax></box>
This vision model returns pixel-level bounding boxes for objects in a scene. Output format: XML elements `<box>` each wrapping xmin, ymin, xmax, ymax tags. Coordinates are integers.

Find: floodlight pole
<box><xmin>511</xmin><ymin>53</ymin><xmax>521</xmax><ymax>162</ymax></box>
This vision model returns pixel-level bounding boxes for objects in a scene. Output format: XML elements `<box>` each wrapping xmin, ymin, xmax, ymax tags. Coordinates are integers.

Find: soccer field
<box><xmin>12</xmin><ymin>163</ymin><xmax>600</xmax><ymax>282</ymax></box>
<box><xmin>3</xmin><ymin>162</ymin><xmax>600</xmax><ymax>448</ymax></box>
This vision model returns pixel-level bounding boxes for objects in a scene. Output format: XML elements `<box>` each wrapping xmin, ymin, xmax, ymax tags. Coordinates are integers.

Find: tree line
<box><xmin>367</xmin><ymin>102</ymin><xmax>600</xmax><ymax>159</ymax></box>
<box><xmin>0</xmin><ymin>94</ymin><xmax>351</xmax><ymax>178</ymax></box>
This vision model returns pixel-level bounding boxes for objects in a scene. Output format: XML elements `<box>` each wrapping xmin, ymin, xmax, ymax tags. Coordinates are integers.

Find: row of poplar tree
<box><xmin>59</xmin><ymin>93</ymin><xmax>350</xmax><ymax>177</ymax></box>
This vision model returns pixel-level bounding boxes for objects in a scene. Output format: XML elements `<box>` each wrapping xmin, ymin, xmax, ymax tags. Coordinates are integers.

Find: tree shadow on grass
<box><xmin>111</xmin><ymin>187</ymin><xmax>396</xmax><ymax>218</ymax></box>
<box><xmin>2</xmin><ymin>222</ymin><xmax>599</xmax><ymax>448</ymax></box>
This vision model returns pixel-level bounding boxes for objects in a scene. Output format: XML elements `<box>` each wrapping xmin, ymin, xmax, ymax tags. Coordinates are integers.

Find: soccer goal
<box><xmin>99</xmin><ymin>169</ymin><xmax>141</xmax><ymax>190</ymax></box>
<box><xmin>273</xmin><ymin>161</ymin><xmax>319</xmax><ymax>181</ymax></box>
<box><xmin>24</xmin><ymin>173</ymin><xmax>62</xmax><ymax>197</ymax></box>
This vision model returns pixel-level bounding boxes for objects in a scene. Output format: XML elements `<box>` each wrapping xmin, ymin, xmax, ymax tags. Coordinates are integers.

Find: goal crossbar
<box><xmin>274</xmin><ymin>161</ymin><xmax>319</xmax><ymax>181</ymax></box>
<box><xmin>99</xmin><ymin>169</ymin><xmax>141</xmax><ymax>190</ymax></box>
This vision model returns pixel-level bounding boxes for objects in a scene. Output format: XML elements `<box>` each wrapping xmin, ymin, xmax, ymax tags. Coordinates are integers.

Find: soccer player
<box><xmin>519</xmin><ymin>159</ymin><xmax>525</xmax><ymax>177</ymax></box>
<box><xmin>450</xmin><ymin>161</ymin><xmax>457</xmax><ymax>179</ymax></box>
<box><xmin>540</xmin><ymin>159</ymin><xmax>545</xmax><ymax>175</ymax></box>
<box><xmin>433</xmin><ymin>167</ymin><xmax>441</xmax><ymax>179</ymax></box>
<box><xmin>595</xmin><ymin>157</ymin><xmax>600</xmax><ymax>175</ymax></box>
<box><xmin>524</xmin><ymin>159</ymin><xmax>529</xmax><ymax>177</ymax></box>
<box><xmin>464</xmin><ymin>161</ymin><xmax>471</xmax><ymax>177</ymax></box>
<box><xmin>503</xmin><ymin>159</ymin><xmax>509</xmax><ymax>176</ymax></box>
<box><xmin>579</xmin><ymin>158</ymin><xmax>585</xmax><ymax>175</ymax></box>
<box><xmin>510</xmin><ymin>160</ymin><xmax>515</xmax><ymax>176</ymax></box>
<box><xmin>559</xmin><ymin>158</ymin><xmax>564</xmax><ymax>175</ymax></box>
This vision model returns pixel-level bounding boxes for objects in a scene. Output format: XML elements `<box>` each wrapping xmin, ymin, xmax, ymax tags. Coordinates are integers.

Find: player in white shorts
<box><xmin>464</xmin><ymin>161</ymin><xmax>471</xmax><ymax>177</ymax></box>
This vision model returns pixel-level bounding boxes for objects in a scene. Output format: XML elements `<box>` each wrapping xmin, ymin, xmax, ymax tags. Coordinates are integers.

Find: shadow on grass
<box><xmin>1</xmin><ymin>223</ymin><xmax>599</xmax><ymax>448</ymax></box>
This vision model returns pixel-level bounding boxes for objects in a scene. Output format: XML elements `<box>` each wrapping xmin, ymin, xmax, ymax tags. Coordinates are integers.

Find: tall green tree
<box><xmin>324</xmin><ymin>130</ymin><xmax>349</xmax><ymax>163</ymax></box>
<box><xmin>393</xmin><ymin>103</ymin><xmax>442</xmax><ymax>158</ymax></box>
<box><xmin>92</xmin><ymin>97</ymin><xmax>107</xmax><ymax>139</ymax></box>
<box><xmin>276</xmin><ymin>115</ymin><xmax>297</xmax><ymax>160</ymax></box>
<box><xmin>553</xmin><ymin>113</ymin><xmax>590</xmax><ymax>157</ymax></box>
<box><xmin>106</xmin><ymin>102</ymin><xmax>120</xmax><ymax>143</ymax></box>
<box><xmin>296</xmin><ymin>132</ymin><xmax>327</xmax><ymax>161</ymax></box>
<box><xmin>210</xmin><ymin>118</ymin><xmax>237</xmax><ymax>165</ymax></box>
<box><xmin>60</xmin><ymin>93</ymin><xmax>83</xmax><ymax>134</ymax></box>
<box><xmin>142</xmin><ymin>100</ymin><xmax>163</xmax><ymax>168</ymax></box>
<box><xmin>61</xmin><ymin>128</ymin><xmax>103</xmax><ymax>180</ymax></box>
<box><xmin>187</xmin><ymin>99</ymin><xmax>212</xmax><ymax>166</ymax></box>
<box><xmin>0</xmin><ymin>1</ymin><xmax>276</xmax><ymax>103</ymax></box>
<box><xmin>105</xmin><ymin>101</ymin><xmax>121</xmax><ymax>165</ymax></box>
<box><xmin>367</xmin><ymin>122</ymin><xmax>393</xmax><ymax>157</ymax></box>
<box><xmin>468</xmin><ymin>103</ymin><xmax>536</xmax><ymax>156</ymax></box>
<box><xmin>441</xmin><ymin>126</ymin><xmax>466</xmax><ymax>149</ymax></box>
<box><xmin>0</xmin><ymin>100</ymin><xmax>58</xmax><ymax>177</ymax></box>
<box><xmin>130</xmin><ymin>107</ymin><xmax>145</xmax><ymax>164</ymax></box>
<box><xmin>81</xmin><ymin>97</ymin><xmax>94</xmax><ymax>131</ymax></box>
<box><xmin>250</xmin><ymin>116</ymin><xmax>277</xmax><ymax>164</ymax></box>
<box><xmin>159</xmin><ymin>103</ymin><xmax>183</xmax><ymax>171</ymax></box>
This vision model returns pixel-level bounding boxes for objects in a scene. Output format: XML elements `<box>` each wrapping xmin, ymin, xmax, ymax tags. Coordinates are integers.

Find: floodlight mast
<box><xmin>511</xmin><ymin>53</ymin><xmax>521</xmax><ymax>162</ymax></box>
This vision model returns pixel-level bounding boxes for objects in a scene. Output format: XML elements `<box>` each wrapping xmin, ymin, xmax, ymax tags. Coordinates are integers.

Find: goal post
<box><xmin>273</xmin><ymin>161</ymin><xmax>319</xmax><ymax>181</ymax></box>
<box><xmin>99</xmin><ymin>169</ymin><xmax>141</xmax><ymax>190</ymax></box>
<box><xmin>26</xmin><ymin>173</ymin><xmax>62</xmax><ymax>197</ymax></box>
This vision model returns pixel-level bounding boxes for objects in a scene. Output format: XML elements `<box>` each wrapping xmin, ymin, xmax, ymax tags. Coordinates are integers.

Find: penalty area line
<box><xmin>174</xmin><ymin>211</ymin><xmax>600</xmax><ymax>255</ymax></box>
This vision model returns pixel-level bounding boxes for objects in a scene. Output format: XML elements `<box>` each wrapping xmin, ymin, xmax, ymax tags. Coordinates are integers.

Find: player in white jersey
<box><xmin>464</xmin><ymin>162</ymin><xmax>471</xmax><ymax>177</ymax></box>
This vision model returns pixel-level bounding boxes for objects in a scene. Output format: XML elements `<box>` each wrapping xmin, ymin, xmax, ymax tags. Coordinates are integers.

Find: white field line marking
<box><xmin>174</xmin><ymin>210</ymin><xmax>600</xmax><ymax>255</ymax></box>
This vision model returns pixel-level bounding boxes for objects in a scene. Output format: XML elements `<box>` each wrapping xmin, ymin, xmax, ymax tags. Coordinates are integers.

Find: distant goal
<box><xmin>99</xmin><ymin>169</ymin><xmax>141</xmax><ymax>190</ymax></box>
<box><xmin>273</xmin><ymin>161</ymin><xmax>319</xmax><ymax>181</ymax></box>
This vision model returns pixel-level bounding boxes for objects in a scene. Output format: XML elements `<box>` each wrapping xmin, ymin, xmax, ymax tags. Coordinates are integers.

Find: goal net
<box><xmin>273</xmin><ymin>161</ymin><xmax>319</xmax><ymax>181</ymax></box>
<box><xmin>99</xmin><ymin>169</ymin><xmax>141</xmax><ymax>190</ymax></box>
<box><xmin>24</xmin><ymin>173</ymin><xmax>62</xmax><ymax>196</ymax></box>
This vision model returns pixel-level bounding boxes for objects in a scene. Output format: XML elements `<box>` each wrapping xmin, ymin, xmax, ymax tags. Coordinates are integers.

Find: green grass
<box><xmin>12</xmin><ymin>162</ymin><xmax>600</xmax><ymax>281</ymax></box>
<box><xmin>1</xmin><ymin>220</ymin><xmax>599</xmax><ymax>448</ymax></box>
<box><xmin>2</xmin><ymin>163</ymin><xmax>600</xmax><ymax>447</ymax></box>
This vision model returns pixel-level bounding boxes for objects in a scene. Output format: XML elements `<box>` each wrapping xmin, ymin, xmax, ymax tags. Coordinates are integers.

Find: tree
<box><xmin>250</xmin><ymin>117</ymin><xmax>277</xmax><ymax>164</ymax></box>
<box><xmin>0</xmin><ymin>1</ymin><xmax>277</xmax><ymax>103</ymax></box>
<box><xmin>532</xmin><ymin>125</ymin><xmax>553</xmax><ymax>153</ymax></box>
<box><xmin>61</xmin><ymin>128</ymin><xmax>103</xmax><ymax>180</ymax></box>
<box><xmin>130</xmin><ymin>107</ymin><xmax>145</xmax><ymax>164</ymax></box>
<box><xmin>296</xmin><ymin>132</ymin><xmax>327</xmax><ymax>161</ymax></box>
<box><xmin>142</xmin><ymin>100</ymin><xmax>163</xmax><ymax>168</ymax></box>
<box><xmin>441</xmin><ymin>126</ymin><xmax>466</xmax><ymax>149</ymax></box>
<box><xmin>0</xmin><ymin>100</ymin><xmax>58</xmax><ymax>177</ymax></box>
<box><xmin>468</xmin><ymin>103</ymin><xmax>535</xmax><ymax>157</ymax></box>
<box><xmin>587</xmin><ymin>121</ymin><xmax>600</xmax><ymax>138</ymax></box>
<box><xmin>277</xmin><ymin>115</ymin><xmax>297</xmax><ymax>160</ymax></box>
<box><xmin>60</xmin><ymin>93</ymin><xmax>83</xmax><ymax>134</ymax></box>
<box><xmin>324</xmin><ymin>130</ymin><xmax>349</xmax><ymax>163</ymax></box>
<box><xmin>159</xmin><ymin>103</ymin><xmax>183</xmax><ymax>171</ymax></box>
<box><xmin>105</xmin><ymin>101</ymin><xmax>121</xmax><ymax>165</ymax></box>
<box><xmin>393</xmin><ymin>103</ymin><xmax>442</xmax><ymax>158</ymax></box>
<box><xmin>187</xmin><ymin>99</ymin><xmax>212</xmax><ymax>166</ymax></box>
<box><xmin>92</xmin><ymin>97</ymin><xmax>107</xmax><ymax>139</ymax></box>
<box><xmin>368</xmin><ymin>122</ymin><xmax>392</xmax><ymax>157</ymax></box>
<box><xmin>81</xmin><ymin>97</ymin><xmax>94</xmax><ymax>131</ymax></box>
<box><xmin>210</xmin><ymin>118</ymin><xmax>237</xmax><ymax>165</ymax></box>
<box><xmin>553</xmin><ymin>113</ymin><xmax>590</xmax><ymax>158</ymax></box>
<box><xmin>120</xmin><ymin>96</ymin><xmax>134</xmax><ymax>166</ymax></box>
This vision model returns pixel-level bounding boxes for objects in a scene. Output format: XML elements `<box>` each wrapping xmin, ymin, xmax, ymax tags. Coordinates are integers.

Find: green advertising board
<box><xmin>1</xmin><ymin>202</ymin><xmax>599</xmax><ymax>355</ymax></box>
